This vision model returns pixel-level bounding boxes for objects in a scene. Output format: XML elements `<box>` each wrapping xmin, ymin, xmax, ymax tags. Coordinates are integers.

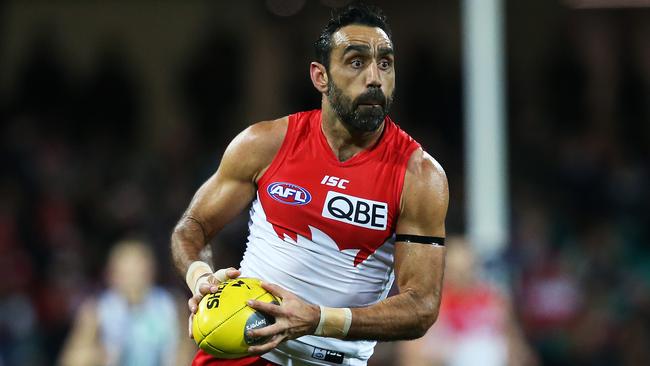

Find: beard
<box><xmin>326</xmin><ymin>78</ymin><xmax>393</xmax><ymax>133</ymax></box>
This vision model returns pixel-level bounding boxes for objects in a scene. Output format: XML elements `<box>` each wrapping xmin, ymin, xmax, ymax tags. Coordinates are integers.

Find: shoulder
<box><xmin>150</xmin><ymin>287</ymin><xmax>176</xmax><ymax>304</ymax></box>
<box><xmin>405</xmin><ymin>148</ymin><xmax>448</xmax><ymax>196</ymax></box>
<box><xmin>231</xmin><ymin>116</ymin><xmax>289</xmax><ymax>156</ymax></box>
<box><xmin>221</xmin><ymin>116</ymin><xmax>289</xmax><ymax>182</ymax></box>
<box><xmin>149</xmin><ymin>287</ymin><xmax>178</xmax><ymax>314</ymax></box>
<box><xmin>399</xmin><ymin>148</ymin><xmax>449</xmax><ymax>225</ymax></box>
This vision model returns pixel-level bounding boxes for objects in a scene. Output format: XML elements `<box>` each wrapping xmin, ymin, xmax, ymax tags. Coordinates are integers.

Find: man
<box><xmin>172</xmin><ymin>3</ymin><xmax>448</xmax><ymax>365</ymax></box>
<box><xmin>59</xmin><ymin>239</ymin><xmax>195</xmax><ymax>366</ymax></box>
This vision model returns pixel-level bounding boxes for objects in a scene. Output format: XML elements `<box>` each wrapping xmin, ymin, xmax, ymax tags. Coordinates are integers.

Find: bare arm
<box><xmin>247</xmin><ymin>148</ymin><xmax>448</xmax><ymax>350</ymax></box>
<box><xmin>171</xmin><ymin>118</ymin><xmax>287</xmax><ymax>339</ymax></box>
<box><xmin>170</xmin><ymin>118</ymin><xmax>287</xmax><ymax>276</ymax></box>
<box><xmin>347</xmin><ymin>149</ymin><xmax>448</xmax><ymax>340</ymax></box>
<box><xmin>58</xmin><ymin>300</ymin><xmax>106</xmax><ymax>366</ymax></box>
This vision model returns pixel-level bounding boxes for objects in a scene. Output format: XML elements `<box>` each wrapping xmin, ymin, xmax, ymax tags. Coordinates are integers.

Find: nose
<box><xmin>365</xmin><ymin>62</ymin><xmax>381</xmax><ymax>88</ymax></box>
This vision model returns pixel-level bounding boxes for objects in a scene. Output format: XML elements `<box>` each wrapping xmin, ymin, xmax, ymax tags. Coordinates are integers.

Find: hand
<box><xmin>187</xmin><ymin>267</ymin><xmax>241</xmax><ymax>338</ymax></box>
<box><xmin>245</xmin><ymin>282</ymin><xmax>321</xmax><ymax>354</ymax></box>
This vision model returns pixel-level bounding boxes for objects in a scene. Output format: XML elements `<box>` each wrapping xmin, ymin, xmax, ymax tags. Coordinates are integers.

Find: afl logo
<box><xmin>267</xmin><ymin>182</ymin><xmax>312</xmax><ymax>205</ymax></box>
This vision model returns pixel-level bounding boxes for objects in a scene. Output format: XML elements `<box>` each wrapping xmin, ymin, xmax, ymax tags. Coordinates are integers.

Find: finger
<box><xmin>247</xmin><ymin>322</ymin><xmax>283</xmax><ymax>339</ymax></box>
<box><xmin>198</xmin><ymin>281</ymin><xmax>219</xmax><ymax>295</ymax></box>
<box><xmin>247</xmin><ymin>299</ymin><xmax>282</xmax><ymax>317</ymax></box>
<box><xmin>207</xmin><ymin>274</ymin><xmax>220</xmax><ymax>286</ymax></box>
<box><xmin>261</xmin><ymin>282</ymin><xmax>289</xmax><ymax>299</ymax></box>
<box><xmin>188</xmin><ymin>314</ymin><xmax>194</xmax><ymax>339</ymax></box>
<box><xmin>188</xmin><ymin>295</ymin><xmax>201</xmax><ymax>313</ymax></box>
<box><xmin>248</xmin><ymin>334</ymin><xmax>286</xmax><ymax>354</ymax></box>
<box><xmin>226</xmin><ymin>268</ymin><xmax>241</xmax><ymax>279</ymax></box>
<box><xmin>213</xmin><ymin>268</ymin><xmax>237</xmax><ymax>282</ymax></box>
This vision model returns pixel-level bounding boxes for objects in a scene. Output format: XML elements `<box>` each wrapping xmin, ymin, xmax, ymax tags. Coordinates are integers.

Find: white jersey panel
<box><xmin>239</xmin><ymin>195</ymin><xmax>396</xmax><ymax>365</ymax></box>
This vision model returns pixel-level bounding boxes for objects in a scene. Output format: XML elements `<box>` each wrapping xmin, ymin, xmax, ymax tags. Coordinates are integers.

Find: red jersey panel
<box><xmin>257</xmin><ymin>109</ymin><xmax>419</xmax><ymax>266</ymax></box>
<box><xmin>192</xmin><ymin>350</ymin><xmax>278</xmax><ymax>366</ymax></box>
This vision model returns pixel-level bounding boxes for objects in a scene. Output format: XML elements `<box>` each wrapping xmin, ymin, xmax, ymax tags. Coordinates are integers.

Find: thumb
<box><xmin>226</xmin><ymin>268</ymin><xmax>241</xmax><ymax>279</ymax></box>
<box><xmin>188</xmin><ymin>314</ymin><xmax>194</xmax><ymax>339</ymax></box>
<box><xmin>213</xmin><ymin>267</ymin><xmax>239</xmax><ymax>282</ymax></box>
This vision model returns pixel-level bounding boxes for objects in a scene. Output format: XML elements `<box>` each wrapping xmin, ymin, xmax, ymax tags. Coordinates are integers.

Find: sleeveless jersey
<box><xmin>239</xmin><ymin>109</ymin><xmax>420</xmax><ymax>366</ymax></box>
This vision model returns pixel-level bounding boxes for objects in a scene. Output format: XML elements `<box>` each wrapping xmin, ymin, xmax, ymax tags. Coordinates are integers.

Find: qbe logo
<box><xmin>322</xmin><ymin>191</ymin><xmax>388</xmax><ymax>230</ymax></box>
<box><xmin>267</xmin><ymin>182</ymin><xmax>311</xmax><ymax>205</ymax></box>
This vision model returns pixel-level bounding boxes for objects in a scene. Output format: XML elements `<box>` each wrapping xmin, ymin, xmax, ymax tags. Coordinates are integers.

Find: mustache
<box><xmin>354</xmin><ymin>88</ymin><xmax>387</xmax><ymax>107</ymax></box>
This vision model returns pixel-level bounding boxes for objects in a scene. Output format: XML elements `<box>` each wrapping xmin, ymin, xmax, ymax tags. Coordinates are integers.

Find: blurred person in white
<box><xmin>397</xmin><ymin>236</ymin><xmax>537</xmax><ymax>366</ymax></box>
<box><xmin>58</xmin><ymin>239</ymin><xmax>194</xmax><ymax>366</ymax></box>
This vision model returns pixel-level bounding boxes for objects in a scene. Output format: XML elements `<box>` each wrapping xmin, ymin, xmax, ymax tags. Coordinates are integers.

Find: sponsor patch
<box><xmin>311</xmin><ymin>347</ymin><xmax>345</xmax><ymax>364</ymax></box>
<box><xmin>322</xmin><ymin>191</ymin><xmax>388</xmax><ymax>230</ymax></box>
<box><xmin>267</xmin><ymin>182</ymin><xmax>312</xmax><ymax>205</ymax></box>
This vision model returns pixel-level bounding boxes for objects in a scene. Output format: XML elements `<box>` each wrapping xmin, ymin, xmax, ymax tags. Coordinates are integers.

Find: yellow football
<box><xmin>192</xmin><ymin>277</ymin><xmax>280</xmax><ymax>358</ymax></box>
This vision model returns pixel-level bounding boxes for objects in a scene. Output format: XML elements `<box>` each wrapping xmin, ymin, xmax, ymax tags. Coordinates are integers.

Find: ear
<box><xmin>310</xmin><ymin>62</ymin><xmax>329</xmax><ymax>94</ymax></box>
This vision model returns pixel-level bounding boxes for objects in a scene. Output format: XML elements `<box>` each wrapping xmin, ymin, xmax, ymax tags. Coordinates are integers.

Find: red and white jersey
<box><xmin>240</xmin><ymin>109</ymin><xmax>420</xmax><ymax>365</ymax></box>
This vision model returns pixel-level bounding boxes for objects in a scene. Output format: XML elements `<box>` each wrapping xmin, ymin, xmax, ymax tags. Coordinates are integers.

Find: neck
<box><xmin>321</xmin><ymin>101</ymin><xmax>385</xmax><ymax>162</ymax></box>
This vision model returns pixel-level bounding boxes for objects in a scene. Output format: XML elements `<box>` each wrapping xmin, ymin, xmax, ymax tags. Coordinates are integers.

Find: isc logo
<box><xmin>320</xmin><ymin>175</ymin><xmax>349</xmax><ymax>189</ymax></box>
<box><xmin>322</xmin><ymin>191</ymin><xmax>388</xmax><ymax>230</ymax></box>
<box><xmin>267</xmin><ymin>182</ymin><xmax>312</xmax><ymax>205</ymax></box>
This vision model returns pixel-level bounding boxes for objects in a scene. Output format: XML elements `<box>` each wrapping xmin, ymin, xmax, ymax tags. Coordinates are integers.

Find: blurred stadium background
<box><xmin>1</xmin><ymin>0</ymin><xmax>649</xmax><ymax>365</ymax></box>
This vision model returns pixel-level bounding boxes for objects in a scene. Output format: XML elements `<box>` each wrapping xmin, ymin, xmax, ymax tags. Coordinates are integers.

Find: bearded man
<box><xmin>172</xmin><ymin>3</ymin><xmax>449</xmax><ymax>365</ymax></box>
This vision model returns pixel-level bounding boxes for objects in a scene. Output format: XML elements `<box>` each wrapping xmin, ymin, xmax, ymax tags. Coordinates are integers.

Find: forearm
<box><xmin>346</xmin><ymin>288</ymin><xmax>441</xmax><ymax>341</ymax></box>
<box><xmin>171</xmin><ymin>214</ymin><xmax>209</xmax><ymax>275</ymax></box>
<box><xmin>246</xmin><ymin>270</ymin><xmax>443</xmax><ymax>353</ymax></box>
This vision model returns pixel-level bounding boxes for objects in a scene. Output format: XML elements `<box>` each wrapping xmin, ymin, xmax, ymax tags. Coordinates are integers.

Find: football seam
<box><xmin>199</xmin><ymin>338</ymin><xmax>227</xmax><ymax>353</ymax></box>
<box><xmin>196</xmin><ymin>282</ymin><xmax>263</xmax><ymax>337</ymax></box>
<box><xmin>203</xmin><ymin>291</ymin><xmax>276</xmax><ymax>350</ymax></box>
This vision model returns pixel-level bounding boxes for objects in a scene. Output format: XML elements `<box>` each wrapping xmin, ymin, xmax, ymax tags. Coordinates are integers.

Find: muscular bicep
<box><xmin>184</xmin><ymin>161</ymin><xmax>256</xmax><ymax>240</ymax></box>
<box><xmin>396</xmin><ymin>149</ymin><xmax>448</xmax><ymax>238</ymax></box>
<box><xmin>184</xmin><ymin>119</ymin><xmax>287</xmax><ymax>239</ymax></box>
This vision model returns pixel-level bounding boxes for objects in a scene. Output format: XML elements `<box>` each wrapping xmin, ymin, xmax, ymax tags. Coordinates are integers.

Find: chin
<box><xmin>354</xmin><ymin>113</ymin><xmax>386</xmax><ymax>132</ymax></box>
<box><xmin>364</xmin><ymin>120</ymin><xmax>384</xmax><ymax>132</ymax></box>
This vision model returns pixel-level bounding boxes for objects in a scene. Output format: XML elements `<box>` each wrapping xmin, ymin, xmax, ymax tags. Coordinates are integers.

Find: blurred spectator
<box><xmin>58</xmin><ymin>239</ymin><xmax>194</xmax><ymax>366</ymax></box>
<box><xmin>397</xmin><ymin>236</ymin><xmax>538</xmax><ymax>366</ymax></box>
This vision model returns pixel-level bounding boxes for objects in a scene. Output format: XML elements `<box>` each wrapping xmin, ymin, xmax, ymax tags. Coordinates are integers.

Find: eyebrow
<box><xmin>342</xmin><ymin>44</ymin><xmax>371</xmax><ymax>56</ymax></box>
<box><xmin>378</xmin><ymin>47</ymin><xmax>394</xmax><ymax>58</ymax></box>
<box><xmin>342</xmin><ymin>44</ymin><xmax>395</xmax><ymax>57</ymax></box>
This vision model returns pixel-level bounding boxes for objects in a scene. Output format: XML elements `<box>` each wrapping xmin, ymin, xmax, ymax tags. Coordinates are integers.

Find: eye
<box><xmin>351</xmin><ymin>59</ymin><xmax>363</xmax><ymax>69</ymax></box>
<box><xmin>378</xmin><ymin>59</ymin><xmax>392</xmax><ymax>70</ymax></box>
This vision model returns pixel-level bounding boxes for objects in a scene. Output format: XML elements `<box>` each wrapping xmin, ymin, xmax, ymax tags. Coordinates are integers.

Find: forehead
<box><xmin>331</xmin><ymin>24</ymin><xmax>393</xmax><ymax>51</ymax></box>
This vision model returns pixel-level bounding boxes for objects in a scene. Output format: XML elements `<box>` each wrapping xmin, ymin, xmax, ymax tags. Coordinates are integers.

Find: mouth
<box><xmin>357</xmin><ymin>102</ymin><xmax>383</xmax><ymax>108</ymax></box>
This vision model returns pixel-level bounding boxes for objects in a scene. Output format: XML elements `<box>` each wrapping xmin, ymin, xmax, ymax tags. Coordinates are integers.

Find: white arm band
<box><xmin>314</xmin><ymin>306</ymin><xmax>352</xmax><ymax>338</ymax></box>
<box><xmin>185</xmin><ymin>261</ymin><xmax>213</xmax><ymax>296</ymax></box>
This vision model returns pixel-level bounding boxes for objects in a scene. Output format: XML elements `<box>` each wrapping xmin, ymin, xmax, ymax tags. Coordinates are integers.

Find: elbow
<box><xmin>170</xmin><ymin>226</ymin><xmax>181</xmax><ymax>254</ymax></box>
<box><xmin>410</xmin><ymin>293</ymin><xmax>441</xmax><ymax>339</ymax></box>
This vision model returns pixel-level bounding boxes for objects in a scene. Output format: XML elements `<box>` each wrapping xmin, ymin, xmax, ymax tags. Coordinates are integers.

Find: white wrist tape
<box><xmin>212</xmin><ymin>268</ymin><xmax>230</xmax><ymax>283</ymax></box>
<box><xmin>185</xmin><ymin>261</ymin><xmax>213</xmax><ymax>296</ymax></box>
<box><xmin>314</xmin><ymin>306</ymin><xmax>352</xmax><ymax>338</ymax></box>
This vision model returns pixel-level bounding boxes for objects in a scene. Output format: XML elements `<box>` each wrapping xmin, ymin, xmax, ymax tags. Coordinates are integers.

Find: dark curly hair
<box><xmin>314</xmin><ymin>2</ymin><xmax>392</xmax><ymax>70</ymax></box>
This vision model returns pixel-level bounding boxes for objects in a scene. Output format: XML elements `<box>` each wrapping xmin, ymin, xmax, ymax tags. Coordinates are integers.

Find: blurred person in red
<box><xmin>58</xmin><ymin>239</ymin><xmax>195</xmax><ymax>366</ymax></box>
<box><xmin>397</xmin><ymin>236</ymin><xmax>537</xmax><ymax>366</ymax></box>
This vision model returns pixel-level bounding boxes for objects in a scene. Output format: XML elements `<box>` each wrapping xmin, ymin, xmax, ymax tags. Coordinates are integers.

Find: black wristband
<box><xmin>395</xmin><ymin>234</ymin><xmax>445</xmax><ymax>246</ymax></box>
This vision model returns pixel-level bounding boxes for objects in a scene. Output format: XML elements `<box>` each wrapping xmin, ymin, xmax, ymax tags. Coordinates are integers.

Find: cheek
<box><xmin>335</xmin><ymin>72</ymin><xmax>361</xmax><ymax>89</ymax></box>
<box><xmin>383</xmin><ymin>74</ymin><xmax>395</xmax><ymax>92</ymax></box>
